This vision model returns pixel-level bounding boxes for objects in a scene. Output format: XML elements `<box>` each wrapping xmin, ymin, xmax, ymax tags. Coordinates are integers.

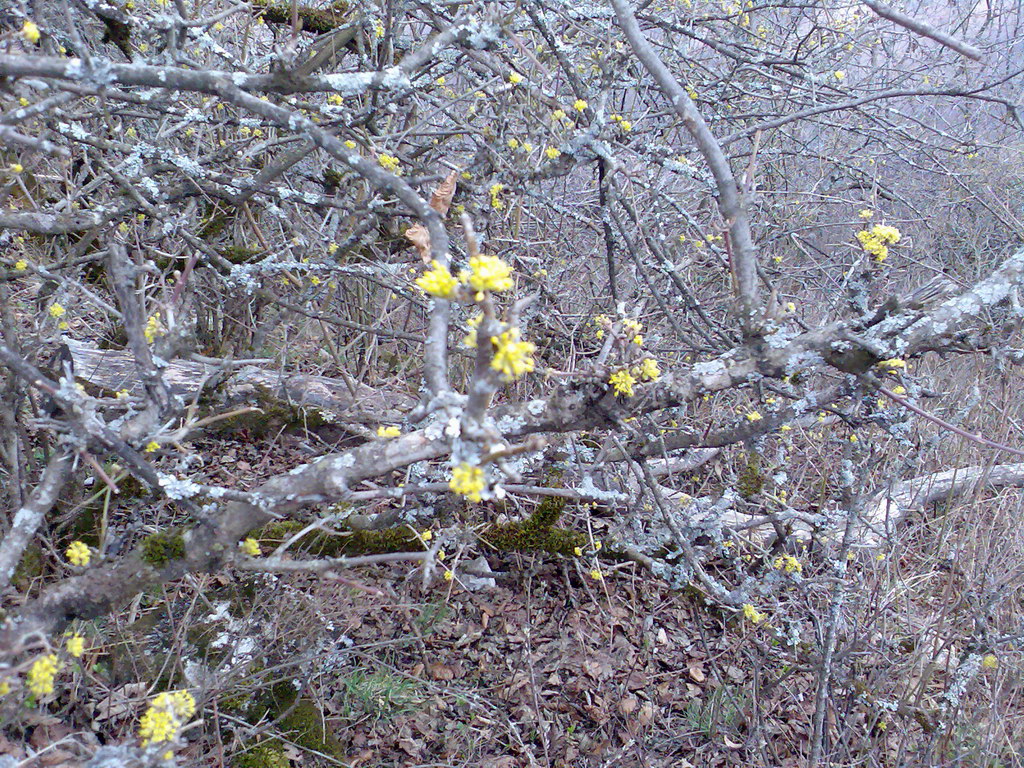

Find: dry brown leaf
<box><xmin>638</xmin><ymin>702</ymin><xmax>655</xmax><ymax>726</ymax></box>
<box><xmin>687</xmin><ymin>662</ymin><xmax>706</xmax><ymax>683</ymax></box>
<box><xmin>405</xmin><ymin>224</ymin><xmax>431</xmax><ymax>264</ymax></box>
<box><xmin>430</xmin><ymin>171</ymin><xmax>458</xmax><ymax>215</ymax></box>
<box><xmin>617</xmin><ymin>694</ymin><xmax>638</xmax><ymax>716</ymax></box>
<box><xmin>404</xmin><ymin>171</ymin><xmax>459</xmax><ymax>263</ymax></box>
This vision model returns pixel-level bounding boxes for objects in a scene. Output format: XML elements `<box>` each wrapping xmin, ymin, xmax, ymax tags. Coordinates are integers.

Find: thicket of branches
<box><xmin>2</xmin><ymin>0</ymin><xmax>1024</xmax><ymax>764</ymax></box>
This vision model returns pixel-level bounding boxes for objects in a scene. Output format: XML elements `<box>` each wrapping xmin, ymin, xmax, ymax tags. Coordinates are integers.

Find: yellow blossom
<box><xmin>0</xmin><ymin>680</ymin><xmax>9</xmax><ymax>696</ymax></box>
<box><xmin>509</xmin><ymin>71</ymin><xmax>523</xmax><ymax>84</ymax></box>
<box><xmin>144</xmin><ymin>313</ymin><xmax>163</xmax><ymax>343</ymax></box>
<box><xmin>66</xmin><ymin>541</ymin><xmax>91</xmax><ymax>567</ymax></box>
<box><xmin>773</xmin><ymin>554</ymin><xmax>802</xmax><ymax>574</ymax></box>
<box><xmin>240</xmin><ymin>538</ymin><xmax>261</xmax><ymax>557</ymax></box>
<box><xmin>14</xmin><ymin>259</ymin><xmax>27</xmax><ymax>271</ymax></box>
<box><xmin>144</xmin><ymin>441</ymin><xmax>160</xmax><ymax>453</ymax></box>
<box><xmin>609</xmin><ymin>369</ymin><xmax>636</xmax><ymax>397</ymax></box>
<box><xmin>574</xmin><ymin>546</ymin><xmax>583</xmax><ymax>556</ymax></box>
<box><xmin>377</xmin><ymin>153</ymin><xmax>401</xmax><ymax>173</ymax></box>
<box><xmin>619</xmin><ymin>120</ymin><xmax>632</xmax><ymax>131</ymax></box>
<box><xmin>877</xmin><ymin>358</ymin><xmax>906</xmax><ymax>370</ymax></box>
<box><xmin>489</xmin><ymin>182</ymin><xmax>504</xmax><ymax>210</ymax></box>
<box><xmin>27</xmin><ymin>654</ymin><xmax>60</xmax><ymax>698</ymax></box>
<box><xmin>551</xmin><ymin>109</ymin><xmax>566</xmax><ymax>121</ymax></box>
<box><xmin>573</xmin><ymin>99</ymin><xmax>588</xmax><ymax>112</ymax></box>
<box><xmin>466</xmin><ymin>254</ymin><xmax>513</xmax><ymax>293</ymax></box>
<box><xmin>589</xmin><ymin>569</ymin><xmax>602</xmax><ymax>580</ymax></box>
<box><xmin>48</xmin><ymin>302</ymin><xmax>66</xmax><ymax>319</ymax></box>
<box><xmin>982</xmin><ymin>654</ymin><xmax>998</xmax><ymax>669</ymax></box>
<box><xmin>635</xmin><ymin>358</ymin><xmax>661</xmax><ymax>382</ymax></box>
<box><xmin>377</xmin><ymin>425</ymin><xmax>401</xmax><ymax>438</ymax></box>
<box><xmin>833</xmin><ymin>70</ymin><xmax>845</xmax><ymax>80</ymax></box>
<box><xmin>139</xmin><ymin>690</ymin><xmax>196</xmax><ymax>747</ymax></box>
<box><xmin>746</xmin><ymin>411</ymin><xmax>763</xmax><ymax>422</ymax></box>
<box><xmin>450</xmin><ymin>463</ymin><xmax>485</xmax><ymax>502</ymax></box>
<box><xmin>65</xmin><ymin>634</ymin><xmax>86</xmax><ymax>658</ymax></box>
<box><xmin>443</xmin><ymin>569</ymin><xmax>454</xmax><ymax>581</ymax></box>
<box><xmin>544</xmin><ymin>146</ymin><xmax>561</xmax><ymax>160</ymax></box>
<box><xmin>742</xmin><ymin>604</ymin><xmax>765</xmax><ymax>624</ymax></box>
<box><xmin>507</xmin><ymin>137</ymin><xmax>519</xmax><ymax>149</ymax></box>
<box><xmin>416</xmin><ymin>260</ymin><xmax>459</xmax><ymax>299</ymax></box>
<box><xmin>9</xmin><ymin>163</ymin><xmax>23</xmax><ymax>174</ymax></box>
<box><xmin>859</xmin><ymin>209</ymin><xmax>874</xmax><ymax>219</ymax></box>
<box><xmin>491</xmin><ymin>329</ymin><xmax>536</xmax><ymax>379</ymax></box>
<box><xmin>22</xmin><ymin>20</ymin><xmax>41</xmax><ymax>44</ymax></box>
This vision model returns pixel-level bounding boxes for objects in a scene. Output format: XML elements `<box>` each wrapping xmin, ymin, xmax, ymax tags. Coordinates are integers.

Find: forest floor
<box><xmin>2</xmin><ymin>425</ymin><xmax>1016</xmax><ymax>768</ymax></box>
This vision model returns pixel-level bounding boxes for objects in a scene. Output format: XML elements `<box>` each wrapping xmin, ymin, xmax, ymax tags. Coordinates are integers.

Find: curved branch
<box><xmin>610</xmin><ymin>0</ymin><xmax>759</xmax><ymax>331</ymax></box>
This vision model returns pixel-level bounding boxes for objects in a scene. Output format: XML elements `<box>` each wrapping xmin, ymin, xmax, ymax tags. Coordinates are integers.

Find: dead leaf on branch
<box><xmin>405</xmin><ymin>171</ymin><xmax>458</xmax><ymax>263</ymax></box>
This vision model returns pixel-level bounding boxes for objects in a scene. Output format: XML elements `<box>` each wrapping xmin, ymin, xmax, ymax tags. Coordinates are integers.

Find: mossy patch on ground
<box><xmin>141</xmin><ymin>529</ymin><xmax>187</xmax><ymax>567</ymax></box>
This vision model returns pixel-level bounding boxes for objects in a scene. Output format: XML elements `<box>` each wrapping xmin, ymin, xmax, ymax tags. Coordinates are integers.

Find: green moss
<box><xmin>480</xmin><ymin>495</ymin><xmax>586</xmax><ymax>556</ymax></box>
<box><xmin>206</xmin><ymin>385</ymin><xmax>333</xmax><ymax>438</ymax></box>
<box><xmin>218</xmin><ymin>246</ymin><xmax>262</xmax><ymax>265</ymax></box>
<box><xmin>247</xmin><ymin>682</ymin><xmax>344</xmax><ymax>759</ymax></box>
<box><xmin>254</xmin><ymin>518</ymin><xmax>421</xmax><ymax>558</ymax></box>
<box><xmin>12</xmin><ymin>544</ymin><xmax>44</xmax><ymax>593</ymax></box>
<box><xmin>197</xmin><ymin>207</ymin><xmax>236</xmax><ymax>241</ymax></box>
<box><xmin>251</xmin><ymin>0</ymin><xmax>351</xmax><ymax>34</ymax></box>
<box><xmin>233</xmin><ymin>742</ymin><xmax>289</xmax><ymax>768</ymax></box>
<box><xmin>141</xmin><ymin>529</ymin><xmax>187</xmax><ymax>567</ymax></box>
<box><xmin>737</xmin><ymin>451</ymin><xmax>763</xmax><ymax>499</ymax></box>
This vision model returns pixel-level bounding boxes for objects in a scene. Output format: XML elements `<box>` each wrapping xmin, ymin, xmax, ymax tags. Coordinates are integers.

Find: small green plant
<box><xmin>336</xmin><ymin>668</ymin><xmax>422</xmax><ymax>721</ymax></box>
<box><xmin>682</xmin><ymin>685</ymin><xmax>747</xmax><ymax>738</ymax></box>
<box><xmin>415</xmin><ymin>600</ymin><xmax>450</xmax><ymax>635</ymax></box>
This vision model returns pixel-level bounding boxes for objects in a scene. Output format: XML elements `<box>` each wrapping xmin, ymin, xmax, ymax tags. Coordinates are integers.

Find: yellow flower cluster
<box><xmin>66</xmin><ymin>540</ymin><xmax>91</xmax><ymax>567</ymax></box>
<box><xmin>27</xmin><ymin>654</ymin><xmax>60</xmax><ymax>697</ymax></box>
<box><xmin>877</xmin><ymin>358</ymin><xmax>906</xmax><ymax>371</ymax></box>
<box><xmin>545</xmin><ymin>146</ymin><xmax>561</xmax><ymax>160</ymax></box>
<box><xmin>742</xmin><ymin>604</ymin><xmax>765</xmax><ymax>624</ymax></box>
<box><xmin>239</xmin><ymin>538</ymin><xmax>261</xmax><ymax>556</ymax></box>
<box><xmin>416</xmin><ymin>255</ymin><xmax>515</xmax><ymax>300</ymax></box>
<box><xmin>65</xmin><ymin>633</ymin><xmax>86</xmax><ymax>658</ymax></box>
<box><xmin>416</xmin><ymin>260</ymin><xmax>459</xmax><ymax>298</ymax></box>
<box><xmin>463</xmin><ymin>254</ymin><xmax>513</xmax><ymax>294</ymax></box>
<box><xmin>48</xmin><ymin>302</ymin><xmax>66</xmax><ymax>319</ymax></box>
<box><xmin>449</xmin><ymin>462</ymin><xmax>485</xmax><ymax>502</ymax></box>
<box><xmin>635</xmin><ymin>358</ymin><xmax>661</xmax><ymax>382</ymax></box>
<box><xmin>609</xmin><ymin>368</ymin><xmax>636</xmax><ymax>397</ymax></box>
<box><xmin>489</xmin><ymin>182</ymin><xmax>504</xmax><ymax>210</ymax></box>
<box><xmin>508</xmin><ymin>71</ymin><xmax>523</xmax><ymax>85</ymax></box>
<box><xmin>773</xmin><ymin>554</ymin><xmax>803</xmax><ymax>574</ymax></box>
<box><xmin>22</xmin><ymin>20</ymin><xmax>41</xmax><ymax>44</ymax></box>
<box><xmin>491</xmin><ymin>329</ymin><xmax>536</xmax><ymax>379</ymax></box>
<box><xmin>376</xmin><ymin>425</ymin><xmax>401</xmax><ymax>438</ymax></box>
<box><xmin>377</xmin><ymin>153</ymin><xmax>401</xmax><ymax>173</ymax></box>
<box><xmin>856</xmin><ymin>223</ymin><xmax>901</xmax><ymax>262</ymax></box>
<box><xmin>139</xmin><ymin>690</ymin><xmax>196</xmax><ymax>747</ymax></box>
<box><xmin>14</xmin><ymin>259</ymin><xmax>27</xmax><ymax>271</ymax></box>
